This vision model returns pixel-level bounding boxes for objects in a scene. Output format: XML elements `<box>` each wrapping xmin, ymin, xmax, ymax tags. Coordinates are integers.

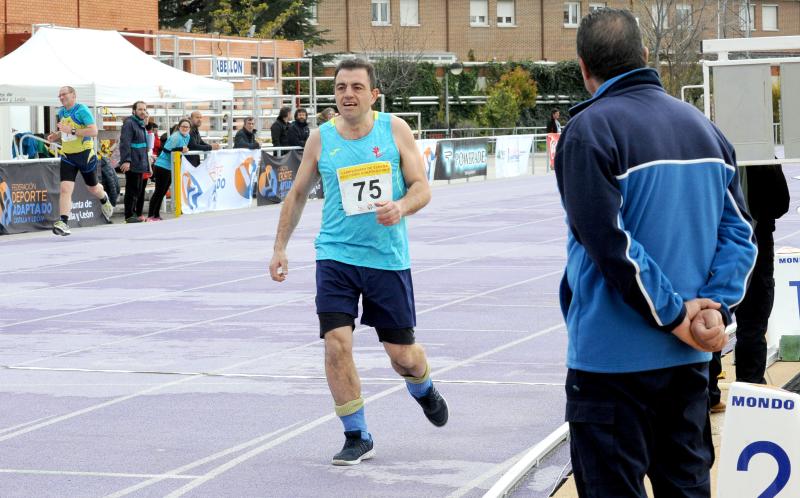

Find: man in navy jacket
<box><xmin>555</xmin><ymin>9</ymin><xmax>756</xmax><ymax>497</ymax></box>
<box><xmin>119</xmin><ymin>101</ymin><xmax>150</xmax><ymax>223</ymax></box>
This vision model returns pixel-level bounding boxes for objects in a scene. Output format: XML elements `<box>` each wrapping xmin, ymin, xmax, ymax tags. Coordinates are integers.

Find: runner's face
<box><xmin>58</xmin><ymin>88</ymin><xmax>76</xmax><ymax>108</ymax></box>
<box><xmin>334</xmin><ymin>69</ymin><xmax>378</xmax><ymax>119</ymax></box>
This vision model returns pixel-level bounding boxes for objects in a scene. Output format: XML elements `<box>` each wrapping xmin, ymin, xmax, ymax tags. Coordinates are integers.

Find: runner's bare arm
<box><xmin>269</xmin><ymin>130</ymin><xmax>321</xmax><ymax>281</ymax></box>
<box><xmin>375</xmin><ymin>116</ymin><xmax>430</xmax><ymax>226</ymax></box>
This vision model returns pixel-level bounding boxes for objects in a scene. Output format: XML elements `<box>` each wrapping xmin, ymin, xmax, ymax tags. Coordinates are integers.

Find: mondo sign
<box><xmin>718</xmin><ymin>382</ymin><xmax>800</xmax><ymax>497</ymax></box>
<box><xmin>214</xmin><ymin>58</ymin><xmax>245</xmax><ymax>77</ymax></box>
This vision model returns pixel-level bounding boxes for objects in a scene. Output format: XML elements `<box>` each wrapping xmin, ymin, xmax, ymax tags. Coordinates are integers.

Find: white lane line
<box><xmin>429</xmin><ymin>215</ymin><xmax>565</xmax><ymax>244</ymax></box>
<box><xmin>0</xmin><ymin>469</ymin><xmax>202</xmax><ymax>479</ymax></box>
<box><xmin>9</xmin><ymin>294</ymin><xmax>314</xmax><ymax>367</ymax></box>
<box><xmin>1</xmin><ymin>366</ymin><xmax>563</xmax><ymax>387</ymax></box>
<box><xmin>158</xmin><ymin>322</ymin><xmax>566</xmax><ymax>498</ymax></box>
<box><xmin>0</xmin><ymin>272</ymin><xmax>555</xmax><ymax>443</ymax></box>
<box><xmin>775</xmin><ymin>228</ymin><xmax>800</xmax><ymax>242</ymax></box>
<box><xmin>445</xmin><ymin>448</ymin><xmax>532</xmax><ymax>498</ymax></box>
<box><xmin>0</xmin><ymin>415</ymin><xmax>58</xmax><ymax>435</ymax></box>
<box><xmin>102</xmin><ymin>422</ymin><xmax>302</xmax><ymax>498</ymax></box>
<box><xmin>12</xmin><ymin>244</ymin><xmax>535</xmax><ymax>367</ymax></box>
<box><xmin>0</xmin><ymin>216</ymin><xmax>270</xmax><ymax>274</ymax></box>
<box><xmin>0</xmin><ymin>264</ymin><xmax>316</xmax><ymax>330</ymax></box>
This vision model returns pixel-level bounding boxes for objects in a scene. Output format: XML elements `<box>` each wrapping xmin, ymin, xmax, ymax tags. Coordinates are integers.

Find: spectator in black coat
<box><xmin>286</xmin><ymin>108</ymin><xmax>310</xmax><ymax>148</ymax></box>
<box><xmin>187</xmin><ymin>111</ymin><xmax>220</xmax><ymax>166</ymax></box>
<box><xmin>118</xmin><ymin>101</ymin><xmax>150</xmax><ymax>223</ymax></box>
<box><xmin>234</xmin><ymin>117</ymin><xmax>261</xmax><ymax>150</ymax></box>
<box><xmin>546</xmin><ymin>109</ymin><xmax>562</xmax><ymax>134</ymax></box>
<box><xmin>708</xmin><ymin>162</ymin><xmax>790</xmax><ymax>412</ymax></box>
<box><xmin>270</xmin><ymin>107</ymin><xmax>291</xmax><ymax>156</ymax></box>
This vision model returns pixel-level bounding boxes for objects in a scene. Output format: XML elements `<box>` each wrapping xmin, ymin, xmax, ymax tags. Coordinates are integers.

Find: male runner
<box><xmin>47</xmin><ymin>86</ymin><xmax>113</xmax><ymax>235</ymax></box>
<box><xmin>269</xmin><ymin>59</ymin><xmax>448</xmax><ymax>466</ymax></box>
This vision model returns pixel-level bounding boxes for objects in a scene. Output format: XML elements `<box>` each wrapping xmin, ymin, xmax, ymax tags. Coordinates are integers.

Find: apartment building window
<box><xmin>497</xmin><ymin>0</ymin><xmax>515</xmax><ymax>26</ymax></box>
<box><xmin>739</xmin><ymin>2</ymin><xmax>755</xmax><ymax>31</ymax></box>
<box><xmin>564</xmin><ymin>2</ymin><xmax>580</xmax><ymax>27</ymax></box>
<box><xmin>372</xmin><ymin>0</ymin><xmax>390</xmax><ymax>25</ymax></box>
<box><xmin>676</xmin><ymin>4</ymin><xmax>692</xmax><ymax>27</ymax></box>
<box><xmin>308</xmin><ymin>4</ymin><xmax>318</xmax><ymax>25</ymax></box>
<box><xmin>470</xmin><ymin>0</ymin><xmax>489</xmax><ymax>26</ymax></box>
<box><xmin>589</xmin><ymin>3</ymin><xmax>606</xmax><ymax>13</ymax></box>
<box><xmin>651</xmin><ymin>4</ymin><xmax>668</xmax><ymax>28</ymax></box>
<box><xmin>762</xmin><ymin>5</ymin><xmax>778</xmax><ymax>31</ymax></box>
<box><xmin>400</xmin><ymin>0</ymin><xmax>419</xmax><ymax>26</ymax></box>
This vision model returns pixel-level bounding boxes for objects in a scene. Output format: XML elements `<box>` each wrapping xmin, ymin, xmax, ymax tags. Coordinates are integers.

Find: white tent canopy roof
<box><xmin>0</xmin><ymin>27</ymin><xmax>233</xmax><ymax>106</ymax></box>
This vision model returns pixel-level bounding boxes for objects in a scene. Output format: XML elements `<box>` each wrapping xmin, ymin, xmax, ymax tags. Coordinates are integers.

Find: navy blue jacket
<box><xmin>555</xmin><ymin>68</ymin><xmax>757</xmax><ymax>373</ymax></box>
<box><xmin>119</xmin><ymin>115</ymin><xmax>149</xmax><ymax>173</ymax></box>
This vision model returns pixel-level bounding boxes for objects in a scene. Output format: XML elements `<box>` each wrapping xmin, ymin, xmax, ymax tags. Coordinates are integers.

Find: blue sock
<box><xmin>406</xmin><ymin>376</ymin><xmax>433</xmax><ymax>399</ymax></box>
<box><xmin>339</xmin><ymin>406</ymin><xmax>371</xmax><ymax>441</ymax></box>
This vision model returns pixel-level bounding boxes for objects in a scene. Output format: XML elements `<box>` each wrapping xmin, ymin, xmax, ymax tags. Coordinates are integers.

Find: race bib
<box><xmin>61</xmin><ymin>131</ymin><xmax>78</xmax><ymax>143</ymax></box>
<box><xmin>336</xmin><ymin>161</ymin><xmax>392</xmax><ymax>216</ymax></box>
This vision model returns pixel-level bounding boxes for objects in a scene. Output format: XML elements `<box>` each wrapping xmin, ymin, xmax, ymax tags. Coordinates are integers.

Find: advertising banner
<box><xmin>179</xmin><ymin>149</ymin><xmax>260</xmax><ymax>215</ymax></box>
<box><xmin>415</xmin><ymin>139</ymin><xmax>439</xmax><ymax>183</ymax></box>
<box><xmin>0</xmin><ymin>159</ymin><xmax>104</xmax><ymax>235</ymax></box>
<box><xmin>434</xmin><ymin>138</ymin><xmax>488</xmax><ymax>181</ymax></box>
<box><xmin>495</xmin><ymin>134</ymin><xmax>534</xmax><ymax>178</ymax></box>
<box><xmin>256</xmin><ymin>151</ymin><xmax>322</xmax><ymax>206</ymax></box>
<box><xmin>546</xmin><ymin>133</ymin><xmax>561</xmax><ymax>171</ymax></box>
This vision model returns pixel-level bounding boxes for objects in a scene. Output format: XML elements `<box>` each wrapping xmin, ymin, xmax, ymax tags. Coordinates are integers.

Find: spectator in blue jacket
<box><xmin>119</xmin><ymin>101</ymin><xmax>150</xmax><ymax>223</ymax></box>
<box><xmin>555</xmin><ymin>9</ymin><xmax>757</xmax><ymax>498</ymax></box>
<box><xmin>147</xmin><ymin>118</ymin><xmax>191</xmax><ymax>221</ymax></box>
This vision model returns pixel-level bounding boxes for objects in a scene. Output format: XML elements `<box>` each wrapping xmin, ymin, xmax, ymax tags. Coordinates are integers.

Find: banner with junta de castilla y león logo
<box><xmin>0</xmin><ymin>159</ymin><xmax>104</xmax><ymax>235</ymax></box>
<box><xmin>434</xmin><ymin>138</ymin><xmax>488</xmax><ymax>180</ymax></box>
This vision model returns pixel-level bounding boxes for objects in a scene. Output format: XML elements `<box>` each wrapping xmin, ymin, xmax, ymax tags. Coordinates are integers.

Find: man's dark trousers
<box><xmin>566</xmin><ymin>364</ymin><xmax>713</xmax><ymax>497</ymax></box>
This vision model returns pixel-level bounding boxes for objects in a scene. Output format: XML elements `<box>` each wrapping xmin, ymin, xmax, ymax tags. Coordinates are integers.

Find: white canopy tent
<box><xmin>0</xmin><ymin>26</ymin><xmax>233</xmax><ymax>106</ymax></box>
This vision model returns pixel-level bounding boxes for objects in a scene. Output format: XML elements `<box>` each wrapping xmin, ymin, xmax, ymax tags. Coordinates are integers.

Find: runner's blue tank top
<box><xmin>315</xmin><ymin>112</ymin><xmax>410</xmax><ymax>270</ymax></box>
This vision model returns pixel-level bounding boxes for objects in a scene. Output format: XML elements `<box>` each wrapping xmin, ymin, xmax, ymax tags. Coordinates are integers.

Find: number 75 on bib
<box><xmin>336</xmin><ymin>161</ymin><xmax>393</xmax><ymax>216</ymax></box>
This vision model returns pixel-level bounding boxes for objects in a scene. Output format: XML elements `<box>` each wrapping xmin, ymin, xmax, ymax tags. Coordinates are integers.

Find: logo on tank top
<box><xmin>329</xmin><ymin>147</ymin><xmax>341</xmax><ymax>157</ymax></box>
<box><xmin>372</xmin><ymin>146</ymin><xmax>383</xmax><ymax>159</ymax></box>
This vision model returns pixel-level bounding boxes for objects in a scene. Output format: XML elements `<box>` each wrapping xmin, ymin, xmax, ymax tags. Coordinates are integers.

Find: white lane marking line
<box><xmin>445</xmin><ymin>448</ymin><xmax>532</xmax><ymax>498</ymax></box>
<box><xmin>102</xmin><ymin>422</ymin><xmax>302</xmax><ymax>498</ymax></box>
<box><xmin>429</xmin><ymin>215</ymin><xmax>565</xmax><ymax>244</ymax></box>
<box><xmin>12</xmin><ymin>243</ymin><xmax>534</xmax><ymax>367</ymax></box>
<box><xmin>9</xmin><ymin>295</ymin><xmax>315</xmax><ymax>367</ymax></box>
<box><xmin>0</xmin><ymin>272</ymin><xmax>555</xmax><ymax>444</ymax></box>
<box><xmin>158</xmin><ymin>322</ymin><xmax>566</xmax><ymax>498</ymax></box>
<box><xmin>1</xmin><ymin>263</ymin><xmax>316</xmax><ymax>330</ymax></box>
<box><xmin>0</xmin><ymin>415</ymin><xmax>58</xmax><ymax>435</ymax></box>
<box><xmin>775</xmin><ymin>228</ymin><xmax>800</xmax><ymax>242</ymax></box>
<box><xmin>0</xmin><ymin>469</ymin><xmax>202</xmax><ymax>479</ymax></box>
<box><xmin>1</xmin><ymin>366</ymin><xmax>563</xmax><ymax>387</ymax></box>
<box><xmin>0</xmin><ymin>216</ymin><xmax>268</xmax><ymax>274</ymax></box>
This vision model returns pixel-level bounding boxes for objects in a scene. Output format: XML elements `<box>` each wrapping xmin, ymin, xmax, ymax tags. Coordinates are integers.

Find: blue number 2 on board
<box><xmin>736</xmin><ymin>441</ymin><xmax>791</xmax><ymax>498</ymax></box>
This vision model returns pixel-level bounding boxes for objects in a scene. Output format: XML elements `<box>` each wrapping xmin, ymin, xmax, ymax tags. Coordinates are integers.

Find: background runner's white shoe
<box><xmin>52</xmin><ymin>220</ymin><xmax>71</xmax><ymax>236</ymax></box>
<box><xmin>101</xmin><ymin>199</ymin><xmax>114</xmax><ymax>222</ymax></box>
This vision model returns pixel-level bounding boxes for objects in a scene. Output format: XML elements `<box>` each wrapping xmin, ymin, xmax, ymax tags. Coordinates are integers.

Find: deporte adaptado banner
<box><xmin>0</xmin><ymin>159</ymin><xmax>105</xmax><ymax>235</ymax></box>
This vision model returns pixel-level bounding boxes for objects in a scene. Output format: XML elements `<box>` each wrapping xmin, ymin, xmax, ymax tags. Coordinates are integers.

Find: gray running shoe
<box><xmin>101</xmin><ymin>198</ymin><xmax>114</xmax><ymax>222</ymax></box>
<box><xmin>52</xmin><ymin>220</ymin><xmax>71</xmax><ymax>236</ymax></box>
<box><xmin>414</xmin><ymin>385</ymin><xmax>449</xmax><ymax>427</ymax></box>
<box><xmin>331</xmin><ymin>431</ymin><xmax>374</xmax><ymax>466</ymax></box>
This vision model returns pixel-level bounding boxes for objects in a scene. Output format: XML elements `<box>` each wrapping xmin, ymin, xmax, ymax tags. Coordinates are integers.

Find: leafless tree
<box><xmin>354</xmin><ymin>15</ymin><xmax>432</xmax><ymax>97</ymax></box>
<box><xmin>637</xmin><ymin>0</ymin><xmax>715</xmax><ymax>97</ymax></box>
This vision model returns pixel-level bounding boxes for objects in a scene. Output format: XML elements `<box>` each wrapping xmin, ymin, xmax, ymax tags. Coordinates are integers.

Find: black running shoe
<box><xmin>331</xmin><ymin>431</ymin><xmax>374</xmax><ymax>466</ymax></box>
<box><xmin>414</xmin><ymin>385</ymin><xmax>449</xmax><ymax>427</ymax></box>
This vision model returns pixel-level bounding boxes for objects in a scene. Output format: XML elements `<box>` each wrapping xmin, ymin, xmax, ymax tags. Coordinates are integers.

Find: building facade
<box><xmin>311</xmin><ymin>0</ymin><xmax>800</xmax><ymax>62</ymax></box>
